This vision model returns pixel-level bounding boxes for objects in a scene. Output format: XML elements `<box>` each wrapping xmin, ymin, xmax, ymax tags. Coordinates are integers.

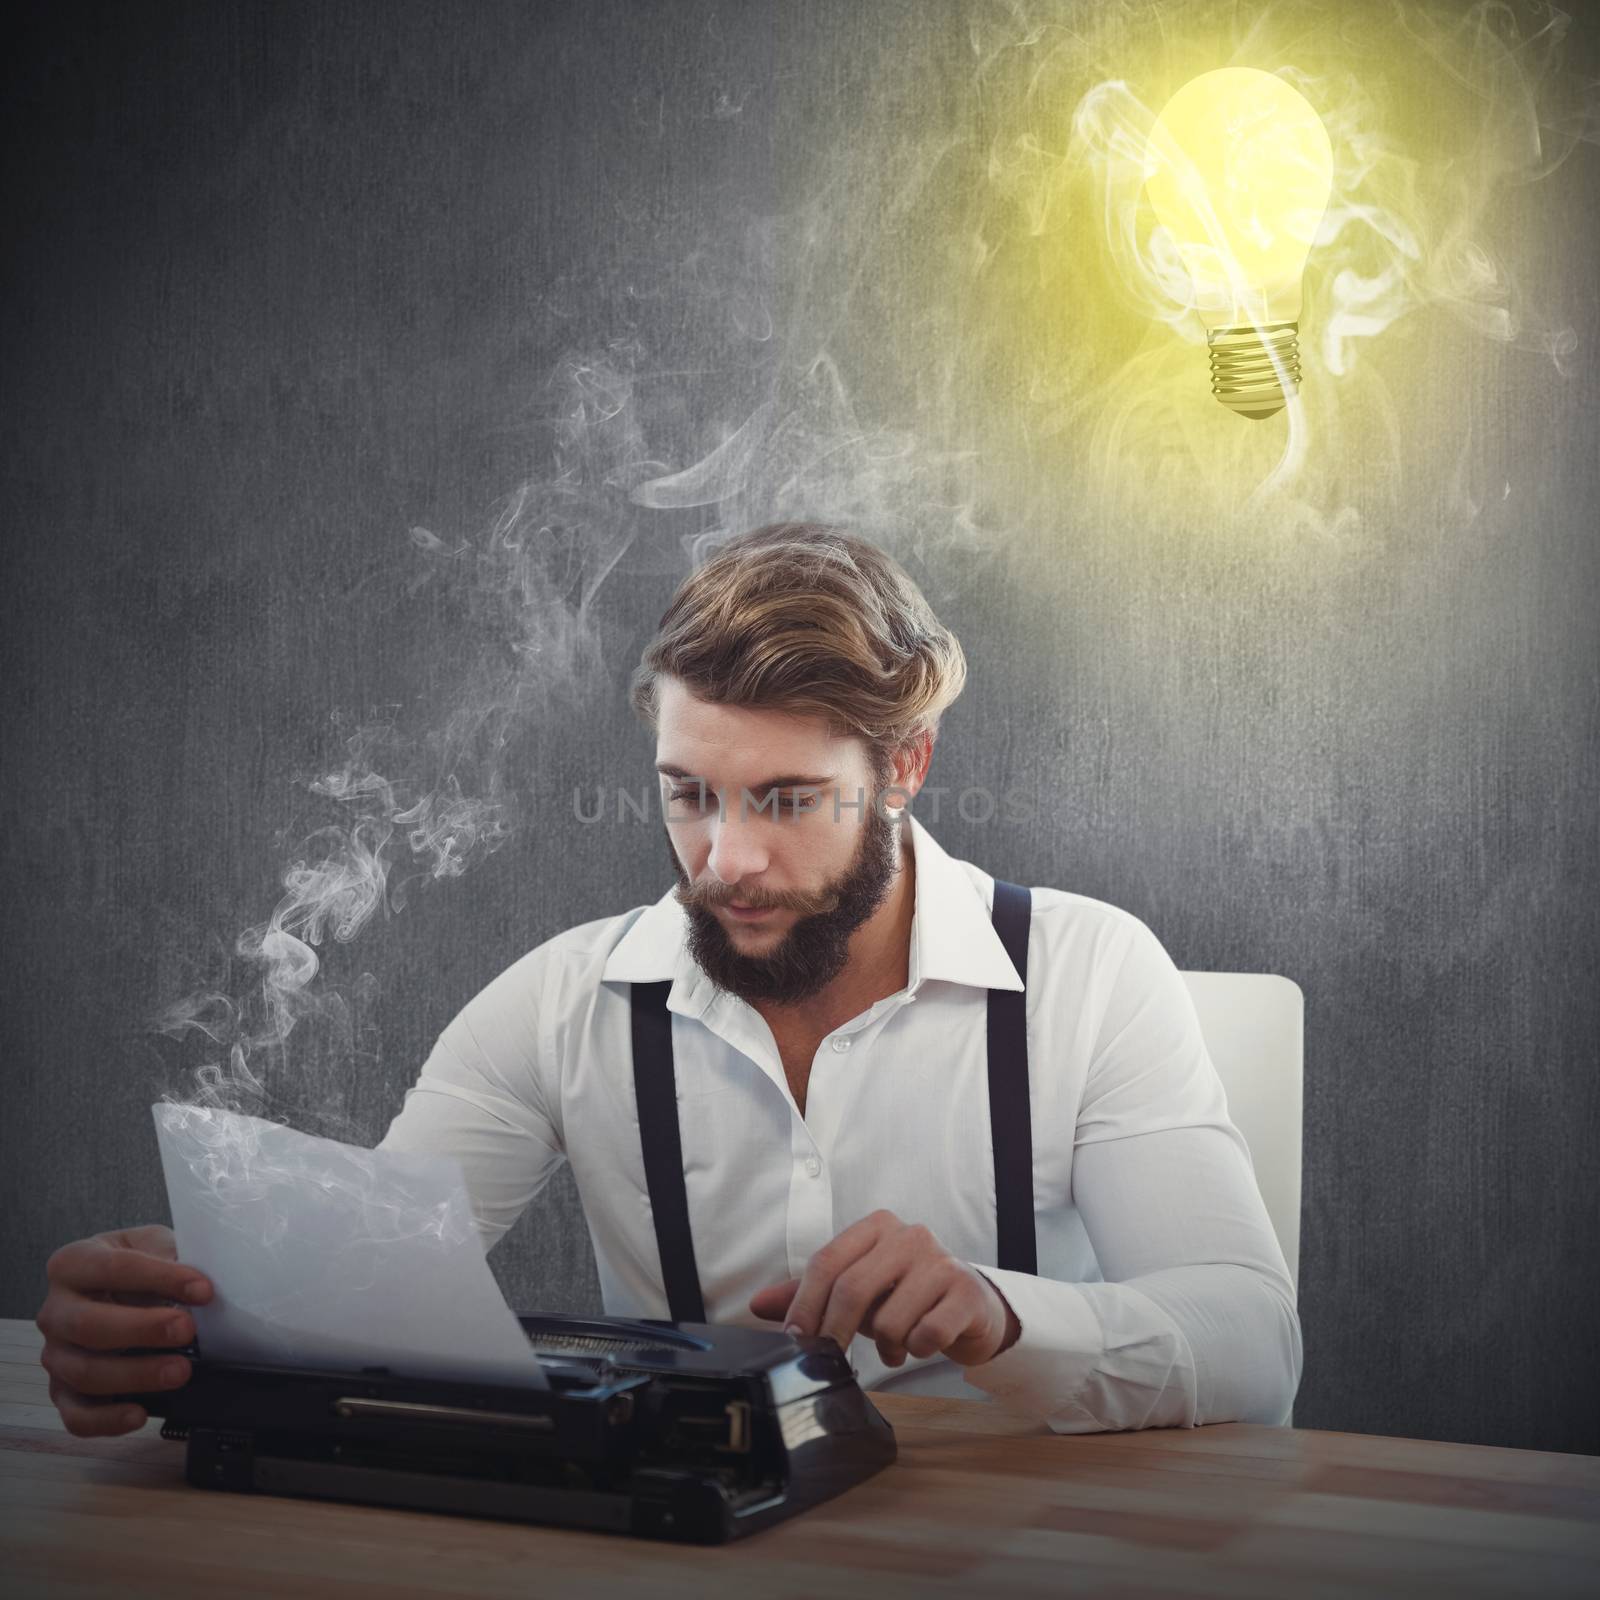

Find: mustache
<box><xmin>672</xmin><ymin>879</ymin><xmax>841</xmax><ymax>918</ymax></box>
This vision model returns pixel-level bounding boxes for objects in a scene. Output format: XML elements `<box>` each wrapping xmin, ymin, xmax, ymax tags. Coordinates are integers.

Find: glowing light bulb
<box><xmin>1144</xmin><ymin>67</ymin><xmax>1333</xmax><ymax>420</ymax></box>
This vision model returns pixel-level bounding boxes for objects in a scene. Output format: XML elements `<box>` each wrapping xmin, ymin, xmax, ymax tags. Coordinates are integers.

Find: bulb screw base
<box><xmin>1206</xmin><ymin>322</ymin><xmax>1300</xmax><ymax>420</ymax></box>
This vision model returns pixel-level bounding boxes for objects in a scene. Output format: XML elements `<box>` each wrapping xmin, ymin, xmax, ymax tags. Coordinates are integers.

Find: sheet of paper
<box><xmin>152</xmin><ymin>1101</ymin><xmax>548</xmax><ymax>1389</ymax></box>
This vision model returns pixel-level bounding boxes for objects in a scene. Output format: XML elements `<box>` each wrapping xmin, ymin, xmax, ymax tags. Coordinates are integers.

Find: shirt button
<box><xmin>804</xmin><ymin>1157</ymin><xmax>822</xmax><ymax>1178</ymax></box>
<box><xmin>831</xmin><ymin>1036</ymin><xmax>852</xmax><ymax>1053</ymax></box>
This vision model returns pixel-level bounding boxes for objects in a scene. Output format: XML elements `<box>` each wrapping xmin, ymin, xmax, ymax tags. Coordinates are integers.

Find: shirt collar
<box><xmin>599</xmin><ymin>810</ymin><xmax>1025</xmax><ymax>1014</ymax></box>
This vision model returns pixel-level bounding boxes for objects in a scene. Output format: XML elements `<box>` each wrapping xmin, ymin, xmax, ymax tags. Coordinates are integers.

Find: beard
<box><xmin>665</xmin><ymin>794</ymin><xmax>905</xmax><ymax>1007</ymax></box>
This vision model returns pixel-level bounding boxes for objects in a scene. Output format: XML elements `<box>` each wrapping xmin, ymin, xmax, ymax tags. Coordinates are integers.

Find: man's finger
<box><xmin>48</xmin><ymin>1238</ymin><xmax>208</xmax><ymax>1304</ymax></box>
<box><xmin>864</xmin><ymin>1259</ymin><xmax>950</xmax><ymax>1364</ymax></box>
<box><xmin>816</xmin><ymin>1235</ymin><xmax>918</xmax><ymax>1352</ymax></box>
<box><xmin>783</xmin><ymin>1213</ymin><xmax>893</xmax><ymax>1337</ymax></box>
<box><xmin>747</xmin><ymin>1278</ymin><xmax>801</xmax><ymax>1321</ymax></box>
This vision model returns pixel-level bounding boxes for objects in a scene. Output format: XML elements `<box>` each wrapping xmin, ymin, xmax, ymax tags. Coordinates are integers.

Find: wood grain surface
<box><xmin>3</xmin><ymin>1320</ymin><xmax>1595</xmax><ymax>1598</ymax></box>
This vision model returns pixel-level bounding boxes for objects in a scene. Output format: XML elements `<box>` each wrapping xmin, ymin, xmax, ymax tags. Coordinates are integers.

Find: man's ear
<box><xmin>891</xmin><ymin>732</ymin><xmax>933</xmax><ymax>806</ymax></box>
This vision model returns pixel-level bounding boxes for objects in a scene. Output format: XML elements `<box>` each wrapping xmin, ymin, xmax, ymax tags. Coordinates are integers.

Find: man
<box><xmin>376</xmin><ymin>521</ymin><xmax>1302</xmax><ymax>1431</ymax></box>
<box><xmin>38</xmin><ymin>520</ymin><xmax>1301</xmax><ymax>1438</ymax></box>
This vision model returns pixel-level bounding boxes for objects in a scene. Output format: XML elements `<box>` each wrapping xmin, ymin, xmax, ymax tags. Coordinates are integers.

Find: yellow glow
<box><xmin>765</xmin><ymin>0</ymin><xmax>1584</xmax><ymax>536</ymax></box>
<box><xmin>1144</xmin><ymin>68</ymin><xmax>1334</xmax><ymax>418</ymax></box>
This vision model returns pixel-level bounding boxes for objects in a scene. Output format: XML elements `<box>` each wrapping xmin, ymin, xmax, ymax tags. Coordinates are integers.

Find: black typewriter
<box><xmin>114</xmin><ymin>1312</ymin><xmax>897</xmax><ymax>1544</ymax></box>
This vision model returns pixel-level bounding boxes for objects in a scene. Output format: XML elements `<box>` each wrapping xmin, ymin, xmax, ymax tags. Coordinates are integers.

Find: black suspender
<box><xmin>629</xmin><ymin>879</ymin><xmax>1035</xmax><ymax>1322</ymax></box>
<box><xmin>986</xmin><ymin>879</ymin><xmax>1037</xmax><ymax>1275</ymax></box>
<box><xmin>629</xmin><ymin>977</ymin><xmax>708</xmax><ymax>1322</ymax></box>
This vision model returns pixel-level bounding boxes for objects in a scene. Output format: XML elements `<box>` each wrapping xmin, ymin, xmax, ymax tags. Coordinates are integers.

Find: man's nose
<box><xmin>705</xmin><ymin>799</ymin><xmax>771</xmax><ymax>884</ymax></box>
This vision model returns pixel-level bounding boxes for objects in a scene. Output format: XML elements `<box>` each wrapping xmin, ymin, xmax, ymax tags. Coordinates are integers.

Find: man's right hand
<box><xmin>35</xmin><ymin>1224</ymin><xmax>213</xmax><ymax>1437</ymax></box>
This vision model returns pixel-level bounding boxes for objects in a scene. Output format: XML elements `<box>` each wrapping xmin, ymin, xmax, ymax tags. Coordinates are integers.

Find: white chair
<box><xmin>1182</xmin><ymin>972</ymin><xmax>1304</xmax><ymax>1428</ymax></box>
<box><xmin>1179</xmin><ymin>973</ymin><xmax>1304</xmax><ymax>1295</ymax></box>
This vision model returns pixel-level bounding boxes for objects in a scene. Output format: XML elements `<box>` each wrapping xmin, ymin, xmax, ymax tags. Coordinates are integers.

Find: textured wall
<box><xmin>4</xmin><ymin>0</ymin><xmax>1596</xmax><ymax>1455</ymax></box>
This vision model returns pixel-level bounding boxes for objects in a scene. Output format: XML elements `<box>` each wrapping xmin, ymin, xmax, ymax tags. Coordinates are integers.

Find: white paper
<box><xmin>152</xmin><ymin>1101</ymin><xmax>548</xmax><ymax>1389</ymax></box>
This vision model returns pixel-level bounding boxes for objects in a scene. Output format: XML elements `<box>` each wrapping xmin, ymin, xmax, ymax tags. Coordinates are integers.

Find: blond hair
<box><xmin>629</xmin><ymin>522</ymin><xmax>967</xmax><ymax>782</ymax></box>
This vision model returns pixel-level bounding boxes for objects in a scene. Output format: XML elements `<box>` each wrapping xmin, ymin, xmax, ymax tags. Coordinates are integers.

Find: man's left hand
<box><xmin>747</xmin><ymin>1209</ymin><xmax>1021</xmax><ymax>1368</ymax></box>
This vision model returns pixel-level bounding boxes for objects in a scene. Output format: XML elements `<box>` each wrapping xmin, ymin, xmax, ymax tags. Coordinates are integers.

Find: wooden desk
<box><xmin>2</xmin><ymin>1319</ymin><xmax>1595</xmax><ymax>1597</ymax></box>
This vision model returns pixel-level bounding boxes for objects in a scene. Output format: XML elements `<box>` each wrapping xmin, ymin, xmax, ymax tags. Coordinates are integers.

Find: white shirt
<box><xmin>377</xmin><ymin>811</ymin><xmax>1302</xmax><ymax>1433</ymax></box>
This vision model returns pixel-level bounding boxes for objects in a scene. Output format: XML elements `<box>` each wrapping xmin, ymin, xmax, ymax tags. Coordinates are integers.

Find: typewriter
<box><xmin>116</xmin><ymin>1312</ymin><xmax>898</xmax><ymax>1544</ymax></box>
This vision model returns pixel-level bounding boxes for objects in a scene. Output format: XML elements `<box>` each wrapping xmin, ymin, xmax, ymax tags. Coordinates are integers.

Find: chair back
<box><xmin>1180</xmin><ymin>972</ymin><xmax>1304</xmax><ymax>1292</ymax></box>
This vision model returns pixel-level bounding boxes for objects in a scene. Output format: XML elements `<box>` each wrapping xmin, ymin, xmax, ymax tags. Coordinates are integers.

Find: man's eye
<box><xmin>666</xmin><ymin>788</ymin><xmax>816</xmax><ymax>815</ymax></box>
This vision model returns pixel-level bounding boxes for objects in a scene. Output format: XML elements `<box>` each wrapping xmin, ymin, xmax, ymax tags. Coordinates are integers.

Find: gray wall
<box><xmin>5</xmin><ymin>0</ymin><xmax>1596</xmax><ymax>1456</ymax></box>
